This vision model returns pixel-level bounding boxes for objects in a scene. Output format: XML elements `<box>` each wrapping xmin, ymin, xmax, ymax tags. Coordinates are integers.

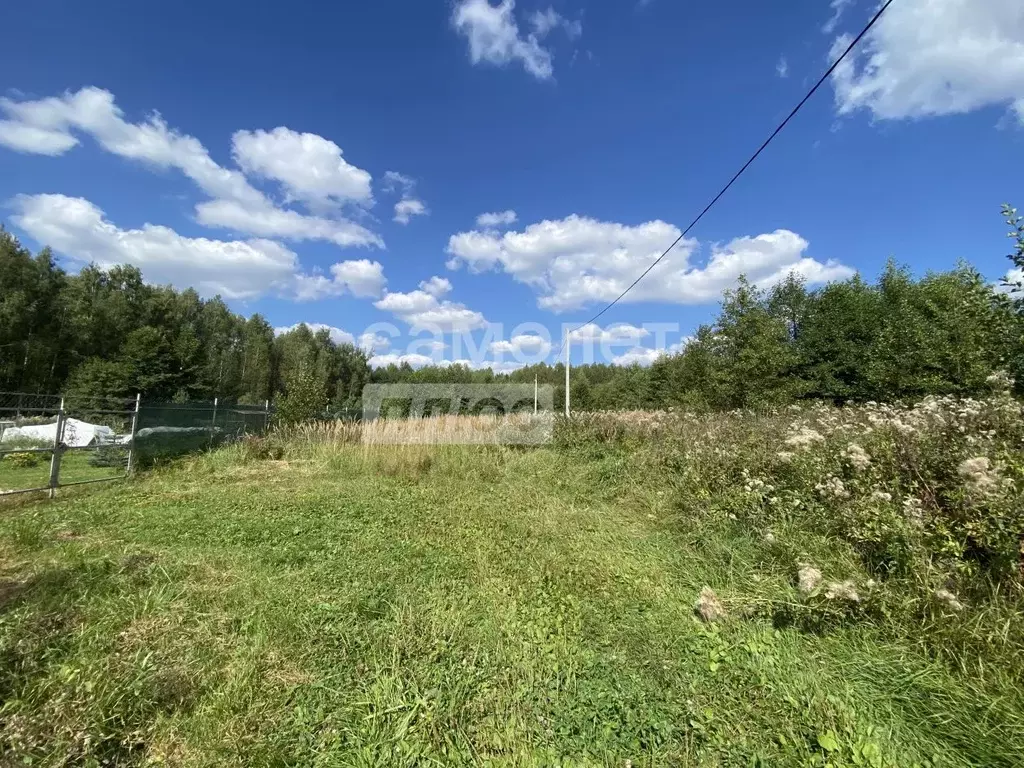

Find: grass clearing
<box><xmin>1</xmin><ymin>402</ymin><xmax>1023</xmax><ymax>766</ymax></box>
<box><xmin>1</xmin><ymin>450</ymin><xmax>125</xmax><ymax>495</ymax></box>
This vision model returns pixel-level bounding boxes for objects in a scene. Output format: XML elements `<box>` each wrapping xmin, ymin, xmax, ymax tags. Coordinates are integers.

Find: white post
<box><xmin>210</xmin><ymin>396</ymin><xmax>219</xmax><ymax>448</ymax></box>
<box><xmin>564</xmin><ymin>332</ymin><xmax>571</xmax><ymax>418</ymax></box>
<box><xmin>126</xmin><ymin>393</ymin><xmax>141</xmax><ymax>475</ymax></box>
<box><xmin>47</xmin><ymin>397</ymin><xmax>65</xmax><ymax>498</ymax></box>
<box><xmin>534</xmin><ymin>375</ymin><xmax>538</xmax><ymax>415</ymax></box>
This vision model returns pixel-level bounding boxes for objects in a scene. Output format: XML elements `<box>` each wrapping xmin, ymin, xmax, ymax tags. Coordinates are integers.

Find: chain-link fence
<box><xmin>0</xmin><ymin>392</ymin><xmax>272</xmax><ymax>498</ymax></box>
<box><xmin>133</xmin><ymin>400</ymin><xmax>271</xmax><ymax>465</ymax></box>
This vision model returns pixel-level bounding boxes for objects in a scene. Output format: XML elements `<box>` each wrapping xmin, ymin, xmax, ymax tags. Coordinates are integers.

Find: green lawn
<box><xmin>0</xmin><ymin>452</ymin><xmax>50</xmax><ymax>493</ymax></box>
<box><xmin>0</xmin><ymin>449</ymin><xmax>126</xmax><ymax>495</ymax></box>
<box><xmin>0</xmin><ymin>442</ymin><xmax>1021</xmax><ymax>766</ymax></box>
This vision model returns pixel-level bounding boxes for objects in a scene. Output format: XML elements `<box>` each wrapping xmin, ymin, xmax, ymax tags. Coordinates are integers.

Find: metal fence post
<box><xmin>210</xmin><ymin>396</ymin><xmax>219</xmax><ymax>447</ymax></box>
<box><xmin>126</xmin><ymin>393</ymin><xmax>142</xmax><ymax>475</ymax></box>
<box><xmin>47</xmin><ymin>398</ymin><xmax>66</xmax><ymax>498</ymax></box>
<box><xmin>264</xmin><ymin>399</ymin><xmax>271</xmax><ymax>433</ymax></box>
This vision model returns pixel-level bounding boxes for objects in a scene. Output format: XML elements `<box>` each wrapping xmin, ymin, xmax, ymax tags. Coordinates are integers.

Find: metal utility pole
<box><xmin>564</xmin><ymin>332</ymin><xmax>571</xmax><ymax>417</ymax></box>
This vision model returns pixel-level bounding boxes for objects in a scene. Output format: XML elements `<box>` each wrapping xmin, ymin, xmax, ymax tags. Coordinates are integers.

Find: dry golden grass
<box><xmin>274</xmin><ymin>419</ymin><xmax>361</xmax><ymax>446</ymax></box>
<box><xmin>361</xmin><ymin>412</ymin><xmax>552</xmax><ymax>445</ymax></box>
<box><xmin>276</xmin><ymin>413</ymin><xmax>553</xmax><ymax>448</ymax></box>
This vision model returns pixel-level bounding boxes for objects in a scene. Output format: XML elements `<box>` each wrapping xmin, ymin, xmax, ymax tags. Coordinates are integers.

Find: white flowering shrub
<box><xmin>557</xmin><ymin>392</ymin><xmax>1024</xmax><ymax>594</ymax></box>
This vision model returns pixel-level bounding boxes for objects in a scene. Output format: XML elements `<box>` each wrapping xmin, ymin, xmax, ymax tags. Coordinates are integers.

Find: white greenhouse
<box><xmin>0</xmin><ymin>418</ymin><xmax>116</xmax><ymax>448</ymax></box>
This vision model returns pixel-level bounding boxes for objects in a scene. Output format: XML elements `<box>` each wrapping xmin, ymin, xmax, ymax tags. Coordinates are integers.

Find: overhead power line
<box><xmin>557</xmin><ymin>0</ymin><xmax>895</xmax><ymax>358</ymax></box>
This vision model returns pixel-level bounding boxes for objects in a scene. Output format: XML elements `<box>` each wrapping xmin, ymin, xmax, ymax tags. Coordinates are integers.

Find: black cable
<box><xmin>556</xmin><ymin>0</ymin><xmax>894</xmax><ymax>358</ymax></box>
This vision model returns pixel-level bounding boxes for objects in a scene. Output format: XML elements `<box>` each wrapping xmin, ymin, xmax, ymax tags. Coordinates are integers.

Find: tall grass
<box><xmin>275</xmin><ymin>412</ymin><xmax>552</xmax><ymax>447</ymax></box>
<box><xmin>259</xmin><ymin>413</ymin><xmax>553</xmax><ymax>478</ymax></box>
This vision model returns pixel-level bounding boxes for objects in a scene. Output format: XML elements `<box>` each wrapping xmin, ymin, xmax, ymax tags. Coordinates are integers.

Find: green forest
<box><xmin>2</xmin><ymin>206</ymin><xmax>1023</xmax><ymax>416</ymax></box>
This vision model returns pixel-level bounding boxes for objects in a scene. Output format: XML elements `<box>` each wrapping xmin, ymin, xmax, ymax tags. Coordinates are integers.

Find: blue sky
<box><xmin>2</xmin><ymin>0</ymin><xmax>1022</xmax><ymax>370</ymax></box>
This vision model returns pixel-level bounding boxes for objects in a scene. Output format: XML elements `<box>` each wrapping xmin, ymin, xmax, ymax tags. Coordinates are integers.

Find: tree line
<box><xmin>371</xmin><ymin>206</ymin><xmax>1024</xmax><ymax>411</ymax></box>
<box><xmin>0</xmin><ymin>228</ymin><xmax>369</xmax><ymax>416</ymax></box>
<box><xmin>2</xmin><ymin>205</ymin><xmax>1022</xmax><ymax>417</ymax></box>
<box><xmin>372</xmin><ymin>255</ymin><xmax>1023</xmax><ymax>413</ymax></box>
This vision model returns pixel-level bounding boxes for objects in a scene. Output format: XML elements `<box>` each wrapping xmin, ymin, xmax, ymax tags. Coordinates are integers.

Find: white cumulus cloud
<box><xmin>419</xmin><ymin>276</ymin><xmax>453</xmax><ymax>297</ymax></box>
<box><xmin>13</xmin><ymin>193</ymin><xmax>293</xmax><ymax>300</ymax></box>
<box><xmin>611</xmin><ymin>347</ymin><xmax>666</xmax><ymax>367</ymax></box>
<box><xmin>328</xmin><ymin>259</ymin><xmax>388</xmax><ymax>298</ymax></box>
<box><xmin>359</xmin><ymin>332</ymin><xmax>393</xmax><ymax>354</ymax></box>
<box><xmin>292</xmin><ymin>259</ymin><xmax>386</xmax><ymax>301</ymax></box>
<box><xmin>609</xmin><ymin>337</ymin><xmax>691</xmax><ymax>366</ymax></box>
<box><xmin>382</xmin><ymin>170</ymin><xmax>428</xmax><ymax>225</ymax></box>
<box><xmin>382</xmin><ymin>171</ymin><xmax>415</xmax><ymax>193</ymax></box>
<box><xmin>489</xmin><ymin>333</ymin><xmax>552</xmax><ymax>358</ymax></box>
<box><xmin>447</xmin><ymin>214</ymin><xmax>853</xmax><ymax>312</ymax></box>
<box><xmin>374</xmin><ymin>286</ymin><xmax>487</xmax><ymax>332</ymax></box>
<box><xmin>11</xmin><ymin>193</ymin><xmax>384</xmax><ymax>302</ymax></box>
<box><xmin>829</xmin><ymin>0</ymin><xmax>1024</xmax><ymax>123</ymax></box>
<box><xmin>394</xmin><ymin>198</ymin><xmax>428</xmax><ymax>225</ymax></box>
<box><xmin>823</xmin><ymin>0</ymin><xmax>853</xmax><ymax>34</ymax></box>
<box><xmin>452</xmin><ymin>0</ymin><xmax>557</xmax><ymax>80</ymax></box>
<box><xmin>0</xmin><ymin>87</ymin><xmax>383</xmax><ymax>248</ymax></box>
<box><xmin>529</xmin><ymin>8</ymin><xmax>582</xmax><ymax>40</ymax></box>
<box><xmin>232</xmin><ymin>126</ymin><xmax>373</xmax><ymax>208</ymax></box>
<box><xmin>569</xmin><ymin>323</ymin><xmax>650</xmax><ymax>343</ymax></box>
<box><xmin>0</xmin><ymin>120</ymin><xmax>80</xmax><ymax>155</ymax></box>
<box><xmin>195</xmin><ymin>199</ymin><xmax>381</xmax><ymax>248</ymax></box>
<box><xmin>476</xmin><ymin>209</ymin><xmax>518</xmax><ymax>228</ymax></box>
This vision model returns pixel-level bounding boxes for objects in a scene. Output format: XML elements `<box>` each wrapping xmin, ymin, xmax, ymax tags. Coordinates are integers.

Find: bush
<box><xmin>562</xmin><ymin>392</ymin><xmax>1024</xmax><ymax>594</ymax></box>
<box><xmin>2</xmin><ymin>451</ymin><xmax>42</xmax><ymax>468</ymax></box>
<box><xmin>276</xmin><ymin>368</ymin><xmax>328</xmax><ymax>424</ymax></box>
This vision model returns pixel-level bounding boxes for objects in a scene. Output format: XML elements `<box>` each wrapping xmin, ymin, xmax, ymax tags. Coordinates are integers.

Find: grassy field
<box><xmin>1</xmin><ymin>400</ymin><xmax>1023</xmax><ymax>766</ymax></box>
<box><xmin>0</xmin><ymin>449</ymin><xmax>126</xmax><ymax>494</ymax></box>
